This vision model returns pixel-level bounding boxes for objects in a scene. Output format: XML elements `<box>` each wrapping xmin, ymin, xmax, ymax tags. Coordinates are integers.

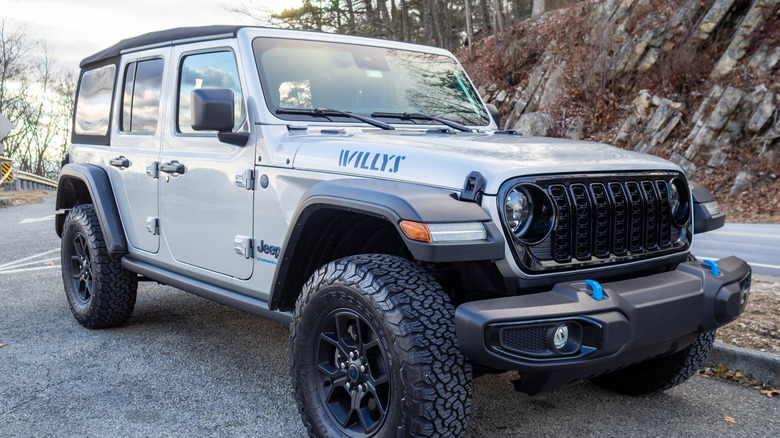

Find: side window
<box><xmin>74</xmin><ymin>64</ymin><xmax>116</xmax><ymax>135</ymax></box>
<box><xmin>178</xmin><ymin>51</ymin><xmax>244</xmax><ymax>134</ymax></box>
<box><xmin>121</xmin><ymin>58</ymin><xmax>164</xmax><ymax>134</ymax></box>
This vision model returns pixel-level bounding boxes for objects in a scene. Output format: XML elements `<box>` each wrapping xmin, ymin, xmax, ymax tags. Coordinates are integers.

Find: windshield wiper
<box><xmin>276</xmin><ymin>108</ymin><xmax>395</xmax><ymax>131</ymax></box>
<box><xmin>370</xmin><ymin>112</ymin><xmax>473</xmax><ymax>132</ymax></box>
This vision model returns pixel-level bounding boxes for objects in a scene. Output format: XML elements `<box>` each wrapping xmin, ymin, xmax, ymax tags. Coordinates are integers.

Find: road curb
<box><xmin>707</xmin><ymin>340</ymin><xmax>780</xmax><ymax>386</ymax></box>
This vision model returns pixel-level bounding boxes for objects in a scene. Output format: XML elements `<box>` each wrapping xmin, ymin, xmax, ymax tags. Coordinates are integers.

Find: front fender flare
<box><xmin>269</xmin><ymin>179</ymin><xmax>505</xmax><ymax>310</ymax></box>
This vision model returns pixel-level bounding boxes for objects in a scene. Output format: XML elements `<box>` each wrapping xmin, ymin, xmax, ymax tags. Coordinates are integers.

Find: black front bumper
<box><xmin>455</xmin><ymin>256</ymin><xmax>751</xmax><ymax>395</ymax></box>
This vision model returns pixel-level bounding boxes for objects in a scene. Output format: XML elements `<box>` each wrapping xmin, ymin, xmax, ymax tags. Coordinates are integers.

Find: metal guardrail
<box><xmin>0</xmin><ymin>156</ymin><xmax>58</xmax><ymax>192</ymax></box>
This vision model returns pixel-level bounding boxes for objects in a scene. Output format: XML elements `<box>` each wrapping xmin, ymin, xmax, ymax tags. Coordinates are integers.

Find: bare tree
<box><xmin>0</xmin><ymin>18</ymin><xmax>75</xmax><ymax>179</ymax></box>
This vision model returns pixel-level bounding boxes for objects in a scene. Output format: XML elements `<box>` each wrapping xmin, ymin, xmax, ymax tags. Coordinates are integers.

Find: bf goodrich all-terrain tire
<box><xmin>61</xmin><ymin>204</ymin><xmax>138</xmax><ymax>329</ymax></box>
<box><xmin>290</xmin><ymin>254</ymin><xmax>473</xmax><ymax>438</ymax></box>
<box><xmin>592</xmin><ymin>329</ymin><xmax>717</xmax><ymax>395</ymax></box>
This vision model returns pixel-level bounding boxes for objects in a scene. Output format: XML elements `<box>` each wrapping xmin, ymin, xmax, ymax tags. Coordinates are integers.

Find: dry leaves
<box><xmin>0</xmin><ymin>343</ymin><xmax>7</xmax><ymax>348</ymax></box>
<box><xmin>759</xmin><ymin>389</ymin><xmax>779</xmax><ymax>398</ymax></box>
<box><xmin>723</xmin><ymin>416</ymin><xmax>737</xmax><ymax>424</ymax></box>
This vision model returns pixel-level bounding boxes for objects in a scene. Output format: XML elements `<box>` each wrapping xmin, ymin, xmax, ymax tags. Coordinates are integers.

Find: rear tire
<box><xmin>290</xmin><ymin>254</ymin><xmax>472</xmax><ymax>437</ymax></box>
<box><xmin>592</xmin><ymin>330</ymin><xmax>716</xmax><ymax>395</ymax></box>
<box><xmin>61</xmin><ymin>204</ymin><xmax>138</xmax><ymax>329</ymax></box>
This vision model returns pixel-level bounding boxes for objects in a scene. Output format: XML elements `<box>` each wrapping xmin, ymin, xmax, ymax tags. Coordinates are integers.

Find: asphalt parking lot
<box><xmin>1</xmin><ymin>197</ymin><xmax>778</xmax><ymax>437</ymax></box>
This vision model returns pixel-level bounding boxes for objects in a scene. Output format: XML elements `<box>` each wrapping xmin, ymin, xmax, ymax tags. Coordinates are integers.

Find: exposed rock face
<box><xmin>512</xmin><ymin>112</ymin><xmax>555</xmax><ymax>136</ymax></box>
<box><xmin>466</xmin><ymin>0</ymin><xmax>779</xmax><ymax>220</ymax></box>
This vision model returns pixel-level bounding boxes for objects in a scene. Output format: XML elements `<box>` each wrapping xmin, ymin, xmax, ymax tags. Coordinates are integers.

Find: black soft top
<box><xmin>80</xmin><ymin>25</ymin><xmax>245</xmax><ymax>68</ymax></box>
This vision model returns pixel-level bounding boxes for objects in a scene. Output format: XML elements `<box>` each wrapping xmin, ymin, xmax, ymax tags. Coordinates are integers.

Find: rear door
<box><xmin>158</xmin><ymin>42</ymin><xmax>255</xmax><ymax>279</ymax></box>
<box><xmin>107</xmin><ymin>48</ymin><xmax>170</xmax><ymax>253</ymax></box>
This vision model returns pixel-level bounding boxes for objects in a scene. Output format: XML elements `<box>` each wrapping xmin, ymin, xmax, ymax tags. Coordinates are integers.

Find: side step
<box><xmin>121</xmin><ymin>257</ymin><xmax>292</xmax><ymax>325</ymax></box>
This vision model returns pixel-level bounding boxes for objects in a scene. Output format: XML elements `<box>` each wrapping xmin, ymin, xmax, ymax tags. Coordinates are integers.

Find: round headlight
<box><xmin>669</xmin><ymin>178</ymin><xmax>690</xmax><ymax>226</ymax></box>
<box><xmin>505</xmin><ymin>187</ymin><xmax>532</xmax><ymax>235</ymax></box>
<box><xmin>669</xmin><ymin>181</ymin><xmax>680</xmax><ymax>215</ymax></box>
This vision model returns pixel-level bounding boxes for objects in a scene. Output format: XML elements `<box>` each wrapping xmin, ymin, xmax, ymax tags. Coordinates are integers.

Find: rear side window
<box><xmin>74</xmin><ymin>64</ymin><xmax>116</xmax><ymax>135</ymax></box>
<box><xmin>121</xmin><ymin>58</ymin><xmax>164</xmax><ymax>134</ymax></box>
<box><xmin>178</xmin><ymin>51</ymin><xmax>244</xmax><ymax>134</ymax></box>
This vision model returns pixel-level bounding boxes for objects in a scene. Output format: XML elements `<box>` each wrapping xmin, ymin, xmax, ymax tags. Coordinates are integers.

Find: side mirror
<box><xmin>485</xmin><ymin>103</ymin><xmax>501</xmax><ymax>127</ymax></box>
<box><xmin>191</xmin><ymin>88</ymin><xmax>249</xmax><ymax>146</ymax></box>
<box><xmin>191</xmin><ymin>88</ymin><xmax>234</xmax><ymax>132</ymax></box>
<box><xmin>690</xmin><ymin>182</ymin><xmax>725</xmax><ymax>234</ymax></box>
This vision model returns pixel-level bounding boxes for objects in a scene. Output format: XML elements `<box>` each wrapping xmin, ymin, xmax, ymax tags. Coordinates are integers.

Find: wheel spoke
<box><xmin>365</xmin><ymin>380</ymin><xmax>388</xmax><ymax>414</ymax></box>
<box><xmin>318</xmin><ymin>361</ymin><xmax>341</xmax><ymax>378</ymax></box>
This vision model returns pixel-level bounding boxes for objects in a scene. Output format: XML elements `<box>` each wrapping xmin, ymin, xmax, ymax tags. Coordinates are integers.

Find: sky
<box><xmin>0</xmin><ymin>0</ymin><xmax>302</xmax><ymax>72</ymax></box>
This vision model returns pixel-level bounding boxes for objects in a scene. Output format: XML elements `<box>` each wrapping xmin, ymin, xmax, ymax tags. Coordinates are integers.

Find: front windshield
<box><xmin>252</xmin><ymin>37</ymin><xmax>490</xmax><ymax>126</ymax></box>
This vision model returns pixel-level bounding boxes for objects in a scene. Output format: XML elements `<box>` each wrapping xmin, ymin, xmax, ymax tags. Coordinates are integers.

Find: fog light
<box><xmin>553</xmin><ymin>324</ymin><xmax>569</xmax><ymax>350</ymax></box>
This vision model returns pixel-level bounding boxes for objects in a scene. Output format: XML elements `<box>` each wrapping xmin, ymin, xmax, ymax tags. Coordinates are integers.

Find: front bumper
<box><xmin>455</xmin><ymin>256</ymin><xmax>751</xmax><ymax>395</ymax></box>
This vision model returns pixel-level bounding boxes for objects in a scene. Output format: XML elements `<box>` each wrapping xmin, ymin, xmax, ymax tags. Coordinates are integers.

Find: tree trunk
<box><xmin>345</xmin><ymin>0</ymin><xmax>357</xmax><ymax>33</ymax></box>
<box><xmin>532</xmin><ymin>0</ymin><xmax>545</xmax><ymax>17</ymax></box>
<box><xmin>465</xmin><ymin>0</ymin><xmax>473</xmax><ymax>56</ymax></box>
<box><xmin>479</xmin><ymin>0</ymin><xmax>491</xmax><ymax>34</ymax></box>
<box><xmin>400</xmin><ymin>0</ymin><xmax>408</xmax><ymax>41</ymax></box>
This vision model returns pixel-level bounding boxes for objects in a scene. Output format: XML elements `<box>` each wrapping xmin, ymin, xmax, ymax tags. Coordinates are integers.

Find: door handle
<box><xmin>159</xmin><ymin>161</ymin><xmax>185</xmax><ymax>174</ymax></box>
<box><xmin>109</xmin><ymin>156</ymin><xmax>130</xmax><ymax>168</ymax></box>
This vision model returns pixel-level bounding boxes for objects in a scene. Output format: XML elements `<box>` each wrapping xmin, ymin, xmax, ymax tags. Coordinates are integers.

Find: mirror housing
<box><xmin>191</xmin><ymin>88</ymin><xmax>234</xmax><ymax>132</ymax></box>
<box><xmin>690</xmin><ymin>182</ymin><xmax>726</xmax><ymax>234</ymax></box>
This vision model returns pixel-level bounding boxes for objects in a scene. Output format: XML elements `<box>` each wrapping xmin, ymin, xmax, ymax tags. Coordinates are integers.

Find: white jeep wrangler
<box><xmin>56</xmin><ymin>26</ymin><xmax>751</xmax><ymax>437</ymax></box>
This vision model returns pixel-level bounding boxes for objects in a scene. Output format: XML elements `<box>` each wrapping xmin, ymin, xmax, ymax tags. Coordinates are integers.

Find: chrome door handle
<box><xmin>109</xmin><ymin>156</ymin><xmax>130</xmax><ymax>168</ymax></box>
<box><xmin>159</xmin><ymin>161</ymin><xmax>185</xmax><ymax>174</ymax></box>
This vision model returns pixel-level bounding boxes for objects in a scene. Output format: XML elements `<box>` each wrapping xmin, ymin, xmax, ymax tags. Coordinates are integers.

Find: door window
<box><xmin>74</xmin><ymin>64</ymin><xmax>116</xmax><ymax>136</ymax></box>
<box><xmin>177</xmin><ymin>51</ymin><xmax>244</xmax><ymax>134</ymax></box>
<box><xmin>121</xmin><ymin>58</ymin><xmax>164</xmax><ymax>134</ymax></box>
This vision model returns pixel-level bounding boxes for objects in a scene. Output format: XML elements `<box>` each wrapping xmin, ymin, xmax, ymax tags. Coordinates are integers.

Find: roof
<box><xmin>80</xmin><ymin>25</ymin><xmax>245</xmax><ymax>68</ymax></box>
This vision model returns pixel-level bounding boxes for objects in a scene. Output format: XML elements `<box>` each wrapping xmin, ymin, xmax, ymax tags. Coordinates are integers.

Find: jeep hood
<box><xmin>290</xmin><ymin>131</ymin><xmax>683</xmax><ymax>194</ymax></box>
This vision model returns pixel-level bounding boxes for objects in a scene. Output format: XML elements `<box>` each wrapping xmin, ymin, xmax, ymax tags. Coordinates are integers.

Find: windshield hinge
<box><xmin>235</xmin><ymin>168</ymin><xmax>255</xmax><ymax>190</ymax></box>
<box><xmin>461</xmin><ymin>171</ymin><xmax>486</xmax><ymax>204</ymax></box>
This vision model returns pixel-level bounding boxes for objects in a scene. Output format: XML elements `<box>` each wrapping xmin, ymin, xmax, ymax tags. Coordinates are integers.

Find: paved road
<box><xmin>691</xmin><ymin>223</ymin><xmax>780</xmax><ymax>280</ymax></box>
<box><xmin>1</xmin><ymin>196</ymin><xmax>778</xmax><ymax>437</ymax></box>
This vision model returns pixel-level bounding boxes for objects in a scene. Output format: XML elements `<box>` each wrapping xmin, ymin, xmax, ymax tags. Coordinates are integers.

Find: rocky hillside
<box><xmin>458</xmin><ymin>0</ymin><xmax>780</xmax><ymax>222</ymax></box>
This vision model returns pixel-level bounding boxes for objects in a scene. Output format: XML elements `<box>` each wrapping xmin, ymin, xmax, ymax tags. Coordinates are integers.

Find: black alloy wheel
<box><xmin>315</xmin><ymin>309</ymin><xmax>390</xmax><ymax>434</ymax></box>
<box><xmin>68</xmin><ymin>232</ymin><xmax>94</xmax><ymax>305</ymax></box>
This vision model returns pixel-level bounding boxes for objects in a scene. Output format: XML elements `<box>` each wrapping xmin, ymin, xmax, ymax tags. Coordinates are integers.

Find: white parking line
<box><xmin>18</xmin><ymin>214</ymin><xmax>56</xmax><ymax>224</ymax></box>
<box><xmin>0</xmin><ymin>257</ymin><xmax>60</xmax><ymax>270</ymax></box>
<box><xmin>708</xmin><ymin>231</ymin><xmax>780</xmax><ymax>239</ymax></box>
<box><xmin>0</xmin><ymin>265</ymin><xmax>60</xmax><ymax>275</ymax></box>
<box><xmin>0</xmin><ymin>249</ymin><xmax>59</xmax><ymax>270</ymax></box>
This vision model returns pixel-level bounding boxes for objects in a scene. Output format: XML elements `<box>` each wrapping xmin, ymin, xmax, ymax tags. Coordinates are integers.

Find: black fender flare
<box><xmin>269</xmin><ymin>178</ymin><xmax>505</xmax><ymax>310</ymax></box>
<box><xmin>56</xmin><ymin>163</ymin><xmax>128</xmax><ymax>254</ymax></box>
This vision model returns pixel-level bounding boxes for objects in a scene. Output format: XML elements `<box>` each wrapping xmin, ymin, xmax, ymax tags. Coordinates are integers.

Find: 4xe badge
<box><xmin>339</xmin><ymin>150</ymin><xmax>405</xmax><ymax>173</ymax></box>
<box><xmin>257</xmin><ymin>240</ymin><xmax>282</xmax><ymax>265</ymax></box>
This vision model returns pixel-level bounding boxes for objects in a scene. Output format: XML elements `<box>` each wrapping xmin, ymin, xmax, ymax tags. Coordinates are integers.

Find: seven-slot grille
<box><xmin>547</xmin><ymin>179</ymin><xmax>673</xmax><ymax>262</ymax></box>
<box><xmin>503</xmin><ymin>172</ymin><xmax>689</xmax><ymax>273</ymax></box>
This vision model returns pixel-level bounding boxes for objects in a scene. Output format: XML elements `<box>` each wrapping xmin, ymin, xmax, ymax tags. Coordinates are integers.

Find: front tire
<box><xmin>290</xmin><ymin>254</ymin><xmax>472</xmax><ymax>437</ymax></box>
<box><xmin>592</xmin><ymin>330</ymin><xmax>717</xmax><ymax>395</ymax></box>
<box><xmin>61</xmin><ymin>204</ymin><xmax>138</xmax><ymax>329</ymax></box>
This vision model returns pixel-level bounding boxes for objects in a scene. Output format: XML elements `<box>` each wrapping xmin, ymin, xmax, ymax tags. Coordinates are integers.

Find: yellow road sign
<box><xmin>1</xmin><ymin>161</ymin><xmax>12</xmax><ymax>182</ymax></box>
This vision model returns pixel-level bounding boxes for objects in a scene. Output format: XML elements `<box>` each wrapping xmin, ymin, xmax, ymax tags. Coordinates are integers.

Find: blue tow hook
<box><xmin>585</xmin><ymin>280</ymin><xmax>604</xmax><ymax>301</ymax></box>
<box><xmin>703</xmin><ymin>259</ymin><xmax>720</xmax><ymax>276</ymax></box>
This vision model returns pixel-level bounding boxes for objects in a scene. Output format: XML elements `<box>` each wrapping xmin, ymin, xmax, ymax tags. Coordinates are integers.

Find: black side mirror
<box><xmin>485</xmin><ymin>103</ymin><xmax>501</xmax><ymax>127</ymax></box>
<box><xmin>191</xmin><ymin>88</ymin><xmax>249</xmax><ymax>146</ymax></box>
<box><xmin>690</xmin><ymin>182</ymin><xmax>726</xmax><ymax>234</ymax></box>
<box><xmin>191</xmin><ymin>88</ymin><xmax>234</xmax><ymax>132</ymax></box>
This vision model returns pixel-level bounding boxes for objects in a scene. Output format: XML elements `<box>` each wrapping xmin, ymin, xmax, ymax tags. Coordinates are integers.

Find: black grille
<box><xmin>500</xmin><ymin>326</ymin><xmax>547</xmax><ymax>353</ymax></box>
<box><xmin>504</xmin><ymin>172</ymin><xmax>691</xmax><ymax>273</ymax></box>
<box><xmin>549</xmin><ymin>185</ymin><xmax>571</xmax><ymax>263</ymax></box>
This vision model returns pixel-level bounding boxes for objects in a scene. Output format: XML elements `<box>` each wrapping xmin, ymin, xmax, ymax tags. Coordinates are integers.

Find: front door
<box><xmin>159</xmin><ymin>45</ymin><xmax>254</xmax><ymax>280</ymax></box>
